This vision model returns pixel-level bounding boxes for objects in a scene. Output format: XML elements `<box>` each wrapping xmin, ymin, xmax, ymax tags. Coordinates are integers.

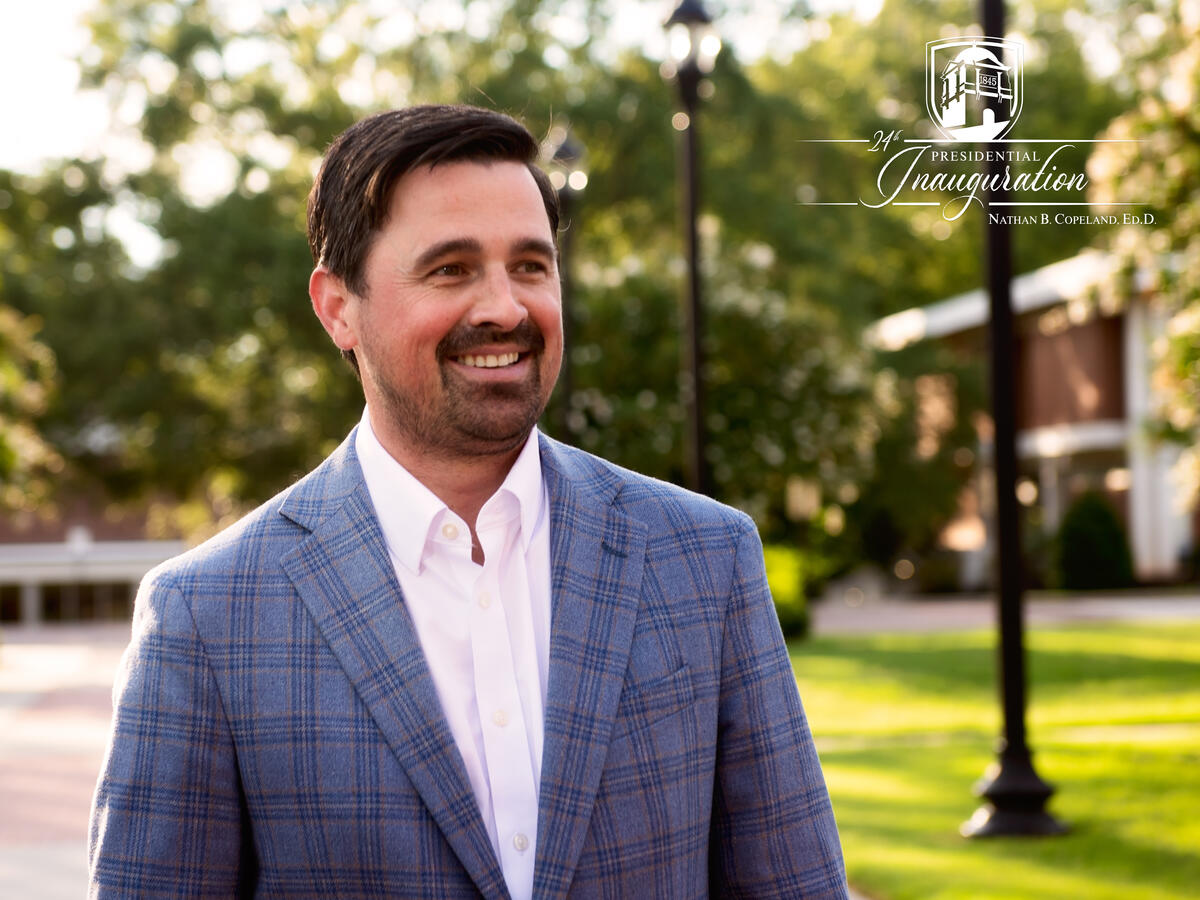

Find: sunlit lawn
<box><xmin>790</xmin><ymin>621</ymin><xmax>1200</xmax><ymax>900</ymax></box>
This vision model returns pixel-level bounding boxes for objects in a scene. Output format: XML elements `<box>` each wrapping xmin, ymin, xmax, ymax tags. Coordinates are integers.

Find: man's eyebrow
<box><xmin>412</xmin><ymin>238</ymin><xmax>483</xmax><ymax>272</ymax></box>
<box><xmin>411</xmin><ymin>236</ymin><xmax>556</xmax><ymax>271</ymax></box>
<box><xmin>511</xmin><ymin>237</ymin><xmax>558</xmax><ymax>260</ymax></box>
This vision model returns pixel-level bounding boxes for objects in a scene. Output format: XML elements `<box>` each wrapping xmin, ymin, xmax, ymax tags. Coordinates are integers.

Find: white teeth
<box><xmin>458</xmin><ymin>352</ymin><xmax>519</xmax><ymax>368</ymax></box>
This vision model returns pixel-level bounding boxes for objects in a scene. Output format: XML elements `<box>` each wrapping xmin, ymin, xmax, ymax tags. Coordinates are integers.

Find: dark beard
<box><xmin>374</xmin><ymin>320</ymin><xmax>555</xmax><ymax>459</ymax></box>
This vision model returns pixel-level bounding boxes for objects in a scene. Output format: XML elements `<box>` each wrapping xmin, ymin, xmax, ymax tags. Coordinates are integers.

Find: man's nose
<box><xmin>467</xmin><ymin>268</ymin><xmax>528</xmax><ymax>331</ymax></box>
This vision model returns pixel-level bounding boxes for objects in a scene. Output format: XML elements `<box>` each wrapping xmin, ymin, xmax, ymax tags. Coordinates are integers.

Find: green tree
<box><xmin>0</xmin><ymin>170</ymin><xmax>73</xmax><ymax>512</ymax></box>
<box><xmin>5</xmin><ymin>0</ymin><xmax>891</xmax><ymax>538</ymax></box>
<box><xmin>1088</xmin><ymin>0</ymin><xmax>1200</xmax><ymax>509</ymax></box>
<box><xmin>0</xmin><ymin>304</ymin><xmax>60</xmax><ymax>511</ymax></box>
<box><xmin>5</xmin><ymin>0</ymin><xmax>1127</xmax><ymax>555</ymax></box>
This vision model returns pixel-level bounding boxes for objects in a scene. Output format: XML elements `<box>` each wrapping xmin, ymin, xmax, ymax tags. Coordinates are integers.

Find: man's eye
<box><xmin>432</xmin><ymin>263</ymin><xmax>465</xmax><ymax>277</ymax></box>
<box><xmin>515</xmin><ymin>260</ymin><xmax>548</xmax><ymax>274</ymax></box>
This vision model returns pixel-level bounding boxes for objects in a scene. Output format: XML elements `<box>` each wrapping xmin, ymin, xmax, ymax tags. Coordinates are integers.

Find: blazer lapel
<box><xmin>278</xmin><ymin>434</ymin><xmax>509</xmax><ymax>899</ymax></box>
<box><xmin>533</xmin><ymin>436</ymin><xmax>648</xmax><ymax>897</ymax></box>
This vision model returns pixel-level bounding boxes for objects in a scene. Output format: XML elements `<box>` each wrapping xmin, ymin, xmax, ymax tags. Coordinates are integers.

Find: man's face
<box><xmin>341</xmin><ymin>160</ymin><xmax>562</xmax><ymax>461</ymax></box>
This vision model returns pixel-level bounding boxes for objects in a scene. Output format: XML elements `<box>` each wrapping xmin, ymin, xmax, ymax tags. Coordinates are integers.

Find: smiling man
<box><xmin>309</xmin><ymin>153</ymin><xmax>563</xmax><ymax>549</ymax></box>
<box><xmin>90</xmin><ymin>105</ymin><xmax>848</xmax><ymax>899</ymax></box>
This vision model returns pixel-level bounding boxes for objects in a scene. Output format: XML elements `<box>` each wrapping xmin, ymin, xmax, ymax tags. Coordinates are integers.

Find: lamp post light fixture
<box><xmin>662</xmin><ymin>0</ymin><xmax>720</xmax><ymax>496</ymax></box>
<box><xmin>543</xmin><ymin>127</ymin><xmax>588</xmax><ymax>440</ymax></box>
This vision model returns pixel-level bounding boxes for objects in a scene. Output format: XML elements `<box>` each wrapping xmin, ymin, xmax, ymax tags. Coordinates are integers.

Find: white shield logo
<box><xmin>926</xmin><ymin>38</ymin><xmax>1023</xmax><ymax>142</ymax></box>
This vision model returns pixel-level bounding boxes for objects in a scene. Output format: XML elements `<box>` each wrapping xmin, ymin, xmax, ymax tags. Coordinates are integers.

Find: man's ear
<box><xmin>309</xmin><ymin>267</ymin><xmax>360</xmax><ymax>352</ymax></box>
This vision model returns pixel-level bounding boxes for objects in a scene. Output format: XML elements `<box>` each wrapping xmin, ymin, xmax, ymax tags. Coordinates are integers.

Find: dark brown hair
<box><xmin>307</xmin><ymin>104</ymin><xmax>559</xmax><ymax>298</ymax></box>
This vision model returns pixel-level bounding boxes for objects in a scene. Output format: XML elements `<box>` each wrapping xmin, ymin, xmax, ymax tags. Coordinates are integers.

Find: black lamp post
<box><xmin>662</xmin><ymin>0</ymin><xmax>720</xmax><ymax>496</ymax></box>
<box><xmin>961</xmin><ymin>0</ymin><xmax>1067</xmax><ymax>839</ymax></box>
<box><xmin>544</xmin><ymin>128</ymin><xmax>588</xmax><ymax>440</ymax></box>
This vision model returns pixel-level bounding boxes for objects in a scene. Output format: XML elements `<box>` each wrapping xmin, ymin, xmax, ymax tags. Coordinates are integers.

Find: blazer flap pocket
<box><xmin>613</xmin><ymin>664</ymin><xmax>693</xmax><ymax>738</ymax></box>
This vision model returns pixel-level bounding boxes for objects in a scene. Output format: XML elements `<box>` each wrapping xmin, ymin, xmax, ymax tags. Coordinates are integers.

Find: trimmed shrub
<box><xmin>764</xmin><ymin>544</ymin><xmax>809</xmax><ymax>638</ymax></box>
<box><xmin>1055</xmin><ymin>492</ymin><xmax>1135</xmax><ymax>590</ymax></box>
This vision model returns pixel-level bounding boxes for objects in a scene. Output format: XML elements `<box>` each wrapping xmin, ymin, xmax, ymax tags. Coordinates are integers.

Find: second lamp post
<box><xmin>662</xmin><ymin>0</ymin><xmax>720</xmax><ymax>496</ymax></box>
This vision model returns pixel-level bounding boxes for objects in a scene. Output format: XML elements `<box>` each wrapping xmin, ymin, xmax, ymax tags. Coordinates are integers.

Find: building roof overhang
<box><xmin>865</xmin><ymin>249</ymin><xmax>1130</xmax><ymax>352</ymax></box>
<box><xmin>0</xmin><ymin>540</ymin><xmax>185</xmax><ymax>583</ymax></box>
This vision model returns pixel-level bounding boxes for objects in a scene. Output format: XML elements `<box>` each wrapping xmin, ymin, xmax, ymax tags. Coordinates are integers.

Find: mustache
<box><xmin>437</xmin><ymin>320</ymin><xmax>545</xmax><ymax>358</ymax></box>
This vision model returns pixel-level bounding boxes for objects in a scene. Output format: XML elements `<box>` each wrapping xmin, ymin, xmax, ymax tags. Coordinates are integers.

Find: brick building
<box><xmin>869</xmin><ymin>249</ymin><xmax>1197</xmax><ymax>587</ymax></box>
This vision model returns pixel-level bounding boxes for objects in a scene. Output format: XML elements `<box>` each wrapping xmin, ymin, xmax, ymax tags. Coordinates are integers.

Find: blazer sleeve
<box><xmin>89</xmin><ymin>575</ymin><xmax>253</xmax><ymax>898</ymax></box>
<box><xmin>707</xmin><ymin>523</ymin><xmax>849</xmax><ymax>899</ymax></box>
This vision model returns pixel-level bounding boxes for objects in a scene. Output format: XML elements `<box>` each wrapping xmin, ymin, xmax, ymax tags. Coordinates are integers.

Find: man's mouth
<box><xmin>455</xmin><ymin>351</ymin><xmax>521</xmax><ymax>368</ymax></box>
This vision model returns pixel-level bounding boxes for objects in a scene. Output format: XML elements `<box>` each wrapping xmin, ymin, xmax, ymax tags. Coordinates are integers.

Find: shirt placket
<box><xmin>469</xmin><ymin>546</ymin><xmax>538</xmax><ymax>900</ymax></box>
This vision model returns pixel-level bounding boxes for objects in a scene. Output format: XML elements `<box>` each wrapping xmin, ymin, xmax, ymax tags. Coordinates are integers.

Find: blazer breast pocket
<box><xmin>611</xmin><ymin>664</ymin><xmax>694</xmax><ymax>741</ymax></box>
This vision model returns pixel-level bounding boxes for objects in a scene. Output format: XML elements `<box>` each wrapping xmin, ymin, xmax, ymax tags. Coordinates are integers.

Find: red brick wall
<box><xmin>1016</xmin><ymin>315</ymin><xmax>1125</xmax><ymax>430</ymax></box>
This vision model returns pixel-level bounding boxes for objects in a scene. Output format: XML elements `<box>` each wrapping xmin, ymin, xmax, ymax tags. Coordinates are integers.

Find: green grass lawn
<box><xmin>790</xmin><ymin>621</ymin><xmax>1200</xmax><ymax>900</ymax></box>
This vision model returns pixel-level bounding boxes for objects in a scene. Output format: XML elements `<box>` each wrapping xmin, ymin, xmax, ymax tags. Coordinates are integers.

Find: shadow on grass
<box><xmin>1028</xmin><ymin>647</ymin><xmax>1200</xmax><ymax>691</ymax></box>
<box><xmin>800</xmin><ymin>624</ymin><xmax>1200</xmax><ymax>898</ymax></box>
<box><xmin>799</xmin><ymin>631</ymin><xmax>1200</xmax><ymax>700</ymax></box>
<box><xmin>827</xmin><ymin>738</ymin><xmax>1200</xmax><ymax>899</ymax></box>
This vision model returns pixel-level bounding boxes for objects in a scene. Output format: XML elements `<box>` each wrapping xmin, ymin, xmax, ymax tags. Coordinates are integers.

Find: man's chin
<box><xmin>444</xmin><ymin>381</ymin><xmax>548</xmax><ymax>440</ymax></box>
<box><xmin>449</xmin><ymin>407</ymin><xmax>545</xmax><ymax>455</ymax></box>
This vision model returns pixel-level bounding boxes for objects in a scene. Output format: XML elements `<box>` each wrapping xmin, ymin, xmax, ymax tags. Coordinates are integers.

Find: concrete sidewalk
<box><xmin>813</xmin><ymin>588</ymin><xmax>1200</xmax><ymax>635</ymax></box>
<box><xmin>0</xmin><ymin>623</ymin><xmax>129</xmax><ymax>898</ymax></box>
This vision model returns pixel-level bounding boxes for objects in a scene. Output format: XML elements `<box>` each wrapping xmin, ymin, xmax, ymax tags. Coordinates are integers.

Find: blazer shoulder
<box><xmin>144</xmin><ymin>430</ymin><xmax>363</xmax><ymax>590</ymax></box>
<box><xmin>144</xmin><ymin>434</ymin><xmax>362</xmax><ymax>595</ymax></box>
<box><xmin>539</xmin><ymin>434</ymin><xmax>755</xmax><ymax>539</ymax></box>
<box><xmin>140</xmin><ymin>485</ymin><xmax>305</xmax><ymax>593</ymax></box>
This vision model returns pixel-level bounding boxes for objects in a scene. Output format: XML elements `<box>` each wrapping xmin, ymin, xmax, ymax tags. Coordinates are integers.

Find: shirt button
<box><xmin>477</xmin><ymin>591</ymin><xmax>491</xmax><ymax>609</ymax></box>
<box><xmin>441</xmin><ymin>523</ymin><xmax>459</xmax><ymax>540</ymax></box>
<box><xmin>512</xmin><ymin>833</ymin><xmax>529</xmax><ymax>852</ymax></box>
<box><xmin>492</xmin><ymin>709</ymin><xmax>509</xmax><ymax>728</ymax></box>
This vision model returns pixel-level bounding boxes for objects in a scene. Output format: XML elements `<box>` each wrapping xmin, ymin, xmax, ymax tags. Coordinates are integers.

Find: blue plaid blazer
<box><xmin>90</xmin><ymin>431</ymin><xmax>847</xmax><ymax>898</ymax></box>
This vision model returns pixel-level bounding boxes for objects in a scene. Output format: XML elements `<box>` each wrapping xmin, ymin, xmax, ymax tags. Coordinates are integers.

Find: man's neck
<box><xmin>396</xmin><ymin>451</ymin><xmax>519</xmax><ymax>530</ymax></box>
<box><xmin>367</xmin><ymin>414</ymin><xmax>526</xmax><ymax>532</ymax></box>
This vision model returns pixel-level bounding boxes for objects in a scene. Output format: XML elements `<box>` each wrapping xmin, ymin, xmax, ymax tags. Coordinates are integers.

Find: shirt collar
<box><xmin>354</xmin><ymin>407</ymin><xmax>544</xmax><ymax>573</ymax></box>
<box><xmin>494</xmin><ymin>418</ymin><xmax>545</xmax><ymax>554</ymax></box>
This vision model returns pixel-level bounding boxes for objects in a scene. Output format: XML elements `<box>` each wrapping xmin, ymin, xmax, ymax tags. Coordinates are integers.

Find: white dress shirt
<box><xmin>355</xmin><ymin>409</ymin><xmax>552</xmax><ymax>900</ymax></box>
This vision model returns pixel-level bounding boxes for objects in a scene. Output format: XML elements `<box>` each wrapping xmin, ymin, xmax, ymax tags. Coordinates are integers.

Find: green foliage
<box><xmin>1055</xmin><ymin>491</ymin><xmax>1134</xmax><ymax>590</ymax></box>
<box><xmin>1087</xmin><ymin>1</ymin><xmax>1200</xmax><ymax>510</ymax></box>
<box><xmin>6</xmin><ymin>0</ymin><xmax>898</xmax><ymax>536</ymax></box>
<box><xmin>1022</xmin><ymin>505</ymin><xmax>1058</xmax><ymax>589</ymax></box>
<box><xmin>844</xmin><ymin>342</ymin><xmax>987</xmax><ymax>567</ymax></box>
<box><xmin>0</xmin><ymin>172</ymin><xmax>64</xmax><ymax>511</ymax></box>
<box><xmin>795</xmin><ymin>623</ymin><xmax>1200</xmax><ymax>899</ymax></box>
<box><xmin>0</xmin><ymin>304</ymin><xmax>61</xmax><ymax>509</ymax></box>
<box><xmin>763</xmin><ymin>543</ymin><xmax>809</xmax><ymax>638</ymax></box>
<box><xmin>1</xmin><ymin>0</ymin><xmax>1129</xmax><ymax>551</ymax></box>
